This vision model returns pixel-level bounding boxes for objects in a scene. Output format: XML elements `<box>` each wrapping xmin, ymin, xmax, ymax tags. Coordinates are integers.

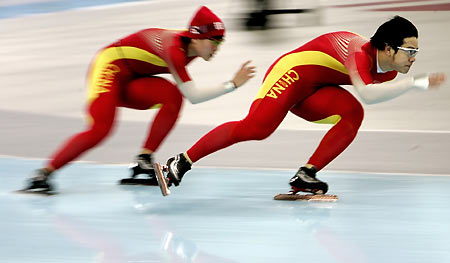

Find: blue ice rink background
<box><xmin>1</xmin><ymin>156</ymin><xmax>450</xmax><ymax>263</ymax></box>
<box><xmin>0</xmin><ymin>158</ymin><xmax>450</xmax><ymax>263</ymax></box>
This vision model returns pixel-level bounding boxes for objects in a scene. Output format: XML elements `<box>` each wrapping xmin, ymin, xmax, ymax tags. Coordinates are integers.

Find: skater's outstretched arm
<box><xmin>173</xmin><ymin>60</ymin><xmax>256</xmax><ymax>104</ymax></box>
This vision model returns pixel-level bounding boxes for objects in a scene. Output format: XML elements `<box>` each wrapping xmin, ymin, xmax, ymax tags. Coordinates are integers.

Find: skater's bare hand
<box><xmin>232</xmin><ymin>60</ymin><xmax>256</xmax><ymax>88</ymax></box>
<box><xmin>428</xmin><ymin>72</ymin><xmax>446</xmax><ymax>89</ymax></box>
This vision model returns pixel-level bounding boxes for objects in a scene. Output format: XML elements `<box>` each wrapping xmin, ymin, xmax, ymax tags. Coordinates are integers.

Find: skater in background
<box><xmin>244</xmin><ymin>0</ymin><xmax>314</xmax><ymax>29</ymax></box>
<box><xmin>23</xmin><ymin>6</ymin><xmax>255</xmax><ymax>194</ymax></box>
<box><xmin>166</xmin><ymin>16</ymin><xmax>445</xmax><ymax>194</ymax></box>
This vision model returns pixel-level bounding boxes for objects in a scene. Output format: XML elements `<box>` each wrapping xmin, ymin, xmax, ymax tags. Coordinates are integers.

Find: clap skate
<box><xmin>274</xmin><ymin>166</ymin><xmax>337</xmax><ymax>201</ymax></box>
<box><xmin>119</xmin><ymin>154</ymin><xmax>158</xmax><ymax>186</ymax></box>
<box><xmin>16</xmin><ymin>169</ymin><xmax>56</xmax><ymax>196</ymax></box>
<box><xmin>153</xmin><ymin>153</ymin><xmax>192</xmax><ymax>196</ymax></box>
<box><xmin>153</xmin><ymin>163</ymin><xmax>171</xmax><ymax>196</ymax></box>
<box><xmin>274</xmin><ymin>187</ymin><xmax>338</xmax><ymax>201</ymax></box>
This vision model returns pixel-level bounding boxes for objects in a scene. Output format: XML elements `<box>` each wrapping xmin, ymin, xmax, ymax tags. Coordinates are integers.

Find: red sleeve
<box><xmin>345</xmin><ymin>41</ymin><xmax>397</xmax><ymax>85</ymax></box>
<box><xmin>166</xmin><ymin>45</ymin><xmax>192</xmax><ymax>83</ymax></box>
<box><xmin>350</xmin><ymin>51</ymin><xmax>375</xmax><ymax>85</ymax></box>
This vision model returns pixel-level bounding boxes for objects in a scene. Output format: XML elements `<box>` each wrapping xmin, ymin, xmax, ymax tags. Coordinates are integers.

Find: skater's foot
<box><xmin>166</xmin><ymin>153</ymin><xmax>191</xmax><ymax>186</ymax></box>
<box><xmin>128</xmin><ymin>153</ymin><xmax>156</xmax><ymax>178</ymax></box>
<box><xmin>289</xmin><ymin>166</ymin><xmax>328</xmax><ymax>194</ymax></box>
<box><xmin>120</xmin><ymin>153</ymin><xmax>158</xmax><ymax>185</ymax></box>
<box><xmin>22</xmin><ymin>168</ymin><xmax>55</xmax><ymax>194</ymax></box>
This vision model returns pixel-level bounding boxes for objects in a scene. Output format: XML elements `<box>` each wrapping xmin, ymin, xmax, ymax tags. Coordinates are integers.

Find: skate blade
<box><xmin>153</xmin><ymin>163</ymin><xmax>171</xmax><ymax>196</ymax></box>
<box><xmin>14</xmin><ymin>189</ymin><xmax>57</xmax><ymax>196</ymax></box>
<box><xmin>290</xmin><ymin>187</ymin><xmax>326</xmax><ymax>195</ymax></box>
<box><xmin>118</xmin><ymin>178</ymin><xmax>158</xmax><ymax>186</ymax></box>
<box><xmin>274</xmin><ymin>193</ymin><xmax>338</xmax><ymax>202</ymax></box>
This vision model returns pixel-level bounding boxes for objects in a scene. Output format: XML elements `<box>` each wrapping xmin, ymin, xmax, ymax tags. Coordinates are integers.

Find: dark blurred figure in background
<box><xmin>245</xmin><ymin>0</ymin><xmax>314</xmax><ymax>29</ymax></box>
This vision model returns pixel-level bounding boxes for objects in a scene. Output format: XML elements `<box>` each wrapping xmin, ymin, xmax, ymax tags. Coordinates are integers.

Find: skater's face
<box><xmin>390</xmin><ymin>37</ymin><xmax>419</xmax><ymax>74</ymax></box>
<box><xmin>191</xmin><ymin>37</ymin><xmax>223</xmax><ymax>61</ymax></box>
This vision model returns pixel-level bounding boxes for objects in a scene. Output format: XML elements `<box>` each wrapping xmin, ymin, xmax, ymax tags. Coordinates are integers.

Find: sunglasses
<box><xmin>397</xmin><ymin>46</ymin><xmax>419</xmax><ymax>57</ymax></box>
<box><xmin>208</xmin><ymin>38</ymin><xmax>223</xmax><ymax>47</ymax></box>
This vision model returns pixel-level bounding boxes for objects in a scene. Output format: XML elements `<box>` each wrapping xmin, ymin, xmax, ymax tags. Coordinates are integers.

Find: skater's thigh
<box><xmin>120</xmin><ymin>77</ymin><xmax>181</xmax><ymax>110</ymax></box>
<box><xmin>290</xmin><ymin>85</ymin><xmax>363</xmax><ymax>123</ymax></box>
<box><xmin>86</xmin><ymin>79</ymin><xmax>121</xmax><ymax>129</ymax></box>
<box><xmin>245</xmin><ymin>98</ymin><xmax>289</xmax><ymax>130</ymax></box>
<box><xmin>85</xmin><ymin>56</ymin><xmax>128</xmax><ymax>128</ymax></box>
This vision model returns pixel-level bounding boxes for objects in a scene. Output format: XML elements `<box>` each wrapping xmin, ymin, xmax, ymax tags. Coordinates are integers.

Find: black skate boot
<box><xmin>166</xmin><ymin>153</ymin><xmax>191</xmax><ymax>186</ymax></box>
<box><xmin>20</xmin><ymin>168</ymin><xmax>55</xmax><ymax>195</ymax></box>
<box><xmin>120</xmin><ymin>153</ymin><xmax>158</xmax><ymax>185</ymax></box>
<box><xmin>289</xmin><ymin>166</ymin><xmax>328</xmax><ymax>194</ymax></box>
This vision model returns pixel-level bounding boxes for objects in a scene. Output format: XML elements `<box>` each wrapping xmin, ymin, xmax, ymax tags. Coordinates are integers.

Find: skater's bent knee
<box><xmin>235</xmin><ymin>120</ymin><xmax>275</xmax><ymax>141</ymax></box>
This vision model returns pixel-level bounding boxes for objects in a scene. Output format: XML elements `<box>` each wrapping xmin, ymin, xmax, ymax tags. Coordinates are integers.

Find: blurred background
<box><xmin>1</xmin><ymin>0</ymin><xmax>450</xmax><ymax>174</ymax></box>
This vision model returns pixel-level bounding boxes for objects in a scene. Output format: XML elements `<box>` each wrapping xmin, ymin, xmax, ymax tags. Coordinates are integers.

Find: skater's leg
<box><xmin>120</xmin><ymin>76</ymin><xmax>183</xmax><ymax>153</ymax></box>
<box><xmin>165</xmin><ymin>98</ymin><xmax>290</xmax><ymax>186</ymax></box>
<box><xmin>290</xmin><ymin>85</ymin><xmax>364</xmax><ymax>171</ymax></box>
<box><xmin>186</xmin><ymin>98</ymin><xmax>289</xmax><ymax>163</ymax></box>
<box><xmin>119</xmin><ymin>77</ymin><xmax>182</xmax><ymax>182</ymax></box>
<box><xmin>22</xmin><ymin>74</ymin><xmax>121</xmax><ymax>193</ymax></box>
<box><xmin>288</xmin><ymin>86</ymin><xmax>363</xmax><ymax>194</ymax></box>
<box><xmin>48</xmin><ymin>93</ymin><xmax>118</xmax><ymax>170</ymax></box>
<box><xmin>23</xmin><ymin>49</ymin><xmax>129</xmax><ymax>193</ymax></box>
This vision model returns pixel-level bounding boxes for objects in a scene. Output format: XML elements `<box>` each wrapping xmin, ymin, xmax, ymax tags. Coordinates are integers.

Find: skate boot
<box><xmin>166</xmin><ymin>153</ymin><xmax>191</xmax><ymax>186</ymax></box>
<box><xmin>21</xmin><ymin>168</ymin><xmax>55</xmax><ymax>195</ymax></box>
<box><xmin>289</xmin><ymin>166</ymin><xmax>328</xmax><ymax>194</ymax></box>
<box><xmin>120</xmin><ymin>153</ymin><xmax>158</xmax><ymax>185</ymax></box>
